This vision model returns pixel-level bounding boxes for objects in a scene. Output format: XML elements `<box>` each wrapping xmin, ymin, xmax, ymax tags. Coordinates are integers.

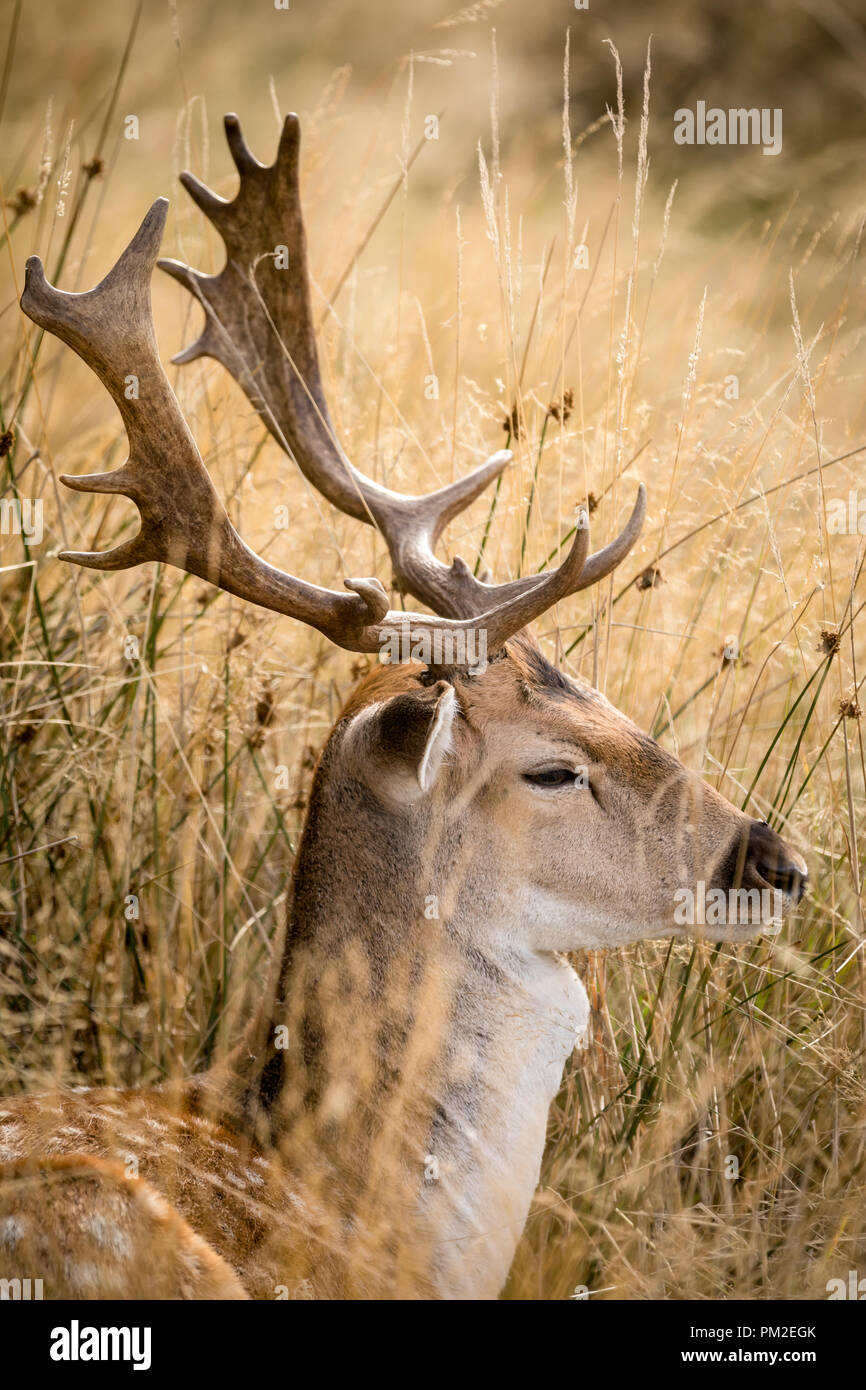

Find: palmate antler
<box><xmin>159</xmin><ymin>114</ymin><xmax>645</xmax><ymax>622</ymax></box>
<box><xmin>20</xmin><ymin>114</ymin><xmax>646</xmax><ymax>661</ymax></box>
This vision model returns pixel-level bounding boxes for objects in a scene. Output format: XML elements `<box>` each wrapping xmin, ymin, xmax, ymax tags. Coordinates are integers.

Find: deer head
<box><xmin>326</xmin><ymin>648</ymin><xmax>806</xmax><ymax>955</ymax></box>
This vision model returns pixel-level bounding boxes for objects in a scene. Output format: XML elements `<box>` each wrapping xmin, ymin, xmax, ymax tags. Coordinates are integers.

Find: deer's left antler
<box><xmin>159</xmin><ymin>113</ymin><xmax>646</xmax><ymax>623</ymax></box>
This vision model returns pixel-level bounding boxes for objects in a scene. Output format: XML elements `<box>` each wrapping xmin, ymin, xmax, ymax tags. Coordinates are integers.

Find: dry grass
<box><xmin>1</xmin><ymin>0</ymin><xmax>865</xmax><ymax>1300</ymax></box>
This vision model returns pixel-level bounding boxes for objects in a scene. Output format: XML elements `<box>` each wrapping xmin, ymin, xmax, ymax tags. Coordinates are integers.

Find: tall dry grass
<box><xmin>1</xmin><ymin>1</ymin><xmax>864</xmax><ymax>1299</ymax></box>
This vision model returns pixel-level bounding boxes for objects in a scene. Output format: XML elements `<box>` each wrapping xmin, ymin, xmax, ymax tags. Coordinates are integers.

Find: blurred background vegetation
<box><xmin>1</xmin><ymin>0</ymin><xmax>865</xmax><ymax>1300</ymax></box>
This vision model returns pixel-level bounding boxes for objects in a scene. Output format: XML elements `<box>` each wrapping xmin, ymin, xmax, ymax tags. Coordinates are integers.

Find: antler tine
<box><xmin>159</xmin><ymin>112</ymin><xmax>645</xmax><ymax>624</ymax></box>
<box><xmin>456</xmin><ymin>482</ymin><xmax>647</xmax><ymax>612</ymax></box>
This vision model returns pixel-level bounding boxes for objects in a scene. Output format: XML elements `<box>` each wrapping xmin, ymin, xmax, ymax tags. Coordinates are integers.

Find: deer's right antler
<box><xmin>21</xmin><ymin>200</ymin><xmax>396</xmax><ymax>648</ymax></box>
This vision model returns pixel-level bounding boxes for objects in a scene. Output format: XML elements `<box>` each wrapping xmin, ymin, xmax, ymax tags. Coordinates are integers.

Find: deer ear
<box><xmin>343</xmin><ymin>681</ymin><xmax>458</xmax><ymax>804</ymax></box>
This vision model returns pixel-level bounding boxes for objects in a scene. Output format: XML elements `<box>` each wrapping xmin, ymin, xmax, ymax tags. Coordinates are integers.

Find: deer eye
<box><xmin>523</xmin><ymin>768</ymin><xmax>579</xmax><ymax>788</ymax></box>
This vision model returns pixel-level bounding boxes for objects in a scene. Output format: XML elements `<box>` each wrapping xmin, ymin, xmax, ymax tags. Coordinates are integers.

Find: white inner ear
<box><xmin>418</xmin><ymin>685</ymin><xmax>457</xmax><ymax>792</ymax></box>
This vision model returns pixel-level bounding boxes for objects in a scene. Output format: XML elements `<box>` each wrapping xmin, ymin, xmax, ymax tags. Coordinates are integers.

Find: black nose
<box><xmin>746</xmin><ymin>820</ymin><xmax>808</xmax><ymax>902</ymax></box>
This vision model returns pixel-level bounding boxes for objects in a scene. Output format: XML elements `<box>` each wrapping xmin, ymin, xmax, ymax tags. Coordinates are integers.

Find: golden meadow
<box><xmin>1</xmin><ymin>0</ymin><xmax>864</xmax><ymax>1299</ymax></box>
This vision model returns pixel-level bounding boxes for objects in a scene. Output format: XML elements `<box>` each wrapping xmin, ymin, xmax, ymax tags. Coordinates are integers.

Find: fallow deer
<box><xmin>1</xmin><ymin>115</ymin><xmax>806</xmax><ymax>1300</ymax></box>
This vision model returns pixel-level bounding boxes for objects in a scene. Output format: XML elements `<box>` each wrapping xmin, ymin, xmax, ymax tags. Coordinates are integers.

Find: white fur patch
<box><xmin>0</xmin><ymin>1217</ymin><xmax>24</xmax><ymax>1248</ymax></box>
<box><xmin>418</xmin><ymin>685</ymin><xmax>457</xmax><ymax>792</ymax></box>
<box><xmin>0</xmin><ymin>1124</ymin><xmax>23</xmax><ymax>1160</ymax></box>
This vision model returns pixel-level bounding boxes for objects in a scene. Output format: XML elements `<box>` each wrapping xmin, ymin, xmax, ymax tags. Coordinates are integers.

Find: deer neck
<box><xmin>236</xmin><ymin>752</ymin><xmax>590</xmax><ymax>1299</ymax></box>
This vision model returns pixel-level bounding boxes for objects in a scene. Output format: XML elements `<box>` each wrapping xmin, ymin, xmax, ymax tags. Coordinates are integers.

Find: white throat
<box><xmin>416</xmin><ymin>942</ymin><xmax>589</xmax><ymax>1299</ymax></box>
